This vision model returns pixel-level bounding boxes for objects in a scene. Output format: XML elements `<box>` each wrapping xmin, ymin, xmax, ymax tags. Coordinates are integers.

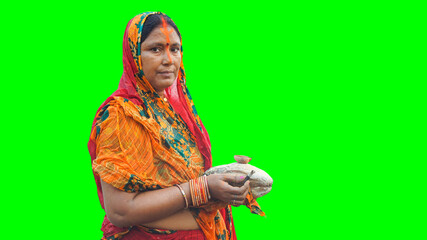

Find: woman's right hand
<box><xmin>207</xmin><ymin>174</ymin><xmax>250</xmax><ymax>207</ymax></box>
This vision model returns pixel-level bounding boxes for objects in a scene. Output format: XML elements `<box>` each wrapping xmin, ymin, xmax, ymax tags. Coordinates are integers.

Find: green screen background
<box><xmin>1</xmin><ymin>1</ymin><xmax>423</xmax><ymax>239</ymax></box>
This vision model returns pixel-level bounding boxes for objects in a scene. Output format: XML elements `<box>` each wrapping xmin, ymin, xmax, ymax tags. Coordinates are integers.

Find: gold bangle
<box><xmin>189</xmin><ymin>179</ymin><xmax>196</xmax><ymax>207</ymax></box>
<box><xmin>194</xmin><ymin>178</ymin><xmax>200</xmax><ymax>207</ymax></box>
<box><xmin>175</xmin><ymin>184</ymin><xmax>189</xmax><ymax>209</ymax></box>
<box><xmin>203</xmin><ymin>175</ymin><xmax>211</xmax><ymax>200</ymax></box>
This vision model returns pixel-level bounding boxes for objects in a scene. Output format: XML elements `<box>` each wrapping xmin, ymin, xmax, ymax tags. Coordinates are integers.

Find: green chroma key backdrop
<box><xmin>1</xmin><ymin>1</ymin><xmax>424</xmax><ymax>239</ymax></box>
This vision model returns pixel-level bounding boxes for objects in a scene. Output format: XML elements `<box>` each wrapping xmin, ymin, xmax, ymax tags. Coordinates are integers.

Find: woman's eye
<box><xmin>171</xmin><ymin>48</ymin><xmax>180</xmax><ymax>53</ymax></box>
<box><xmin>151</xmin><ymin>48</ymin><xmax>161</xmax><ymax>52</ymax></box>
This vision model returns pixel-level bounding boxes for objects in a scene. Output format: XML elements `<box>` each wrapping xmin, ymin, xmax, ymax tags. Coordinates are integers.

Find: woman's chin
<box><xmin>153</xmin><ymin>78</ymin><xmax>176</xmax><ymax>91</ymax></box>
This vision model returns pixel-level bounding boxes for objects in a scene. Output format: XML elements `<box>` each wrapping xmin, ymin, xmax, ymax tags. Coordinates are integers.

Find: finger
<box><xmin>234</xmin><ymin>194</ymin><xmax>247</xmax><ymax>202</ymax></box>
<box><xmin>223</xmin><ymin>182</ymin><xmax>249</xmax><ymax>196</ymax></box>
<box><xmin>229</xmin><ymin>198</ymin><xmax>240</xmax><ymax>206</ymax></box>
<box><xmin>227</xmin><ymin>187</ymin><xmax>249</xmax><ymax>201</ymax></box>
<box><xmin>223</xmin><ymin>175</ymin><xmax>246</xmax><ymax>187</ymax></box>
<box><xmin>236</xmin><ymin>180</ymin><xmax>250</xmax><ymax>195</ymax></box>
<box><xmin>240</xmin><ymin>180</ymin><xmax>251</xmax><ymax>196</ymax></box>
<box><xmin>219</xmin><ymin>177</ymin><xmax>243</xmax><ymax>196</ymax></box>
<box><xmin>223</xmin><ymin>184</ymin><xmax>243</xmax><ymax>196</ymax></box>
<box><xmin>227</xmin><ymin>192</ymin><xmax>246</xmax><ymax>202</ymax></box>
<box><xmin>242</xmin><ymin>184</ymin><xmax>250</xmax><ymax>198</ymax></box>
<box><xmin>234</xmin><ymin>155</ymin><xmax>252</xmax><ymax>164</ymax></box>
<box><xmin>222</xmin><ymin>174</ymin><xmax>246</xmax><ymax>187</ymax></box>
<box><xmin>230</xmin><ymin>199</ymin><xmax>246</xmax><ymax>207</ymax></box>
<box><xmin>238</xmin><ymin>184</ymin><xmax>250</xmax><ymax>200</ymax></box>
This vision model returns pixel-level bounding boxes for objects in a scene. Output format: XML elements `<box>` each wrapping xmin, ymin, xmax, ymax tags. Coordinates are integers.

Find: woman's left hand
<box><xmin>207</xmin><ymin>174</ymin><xmax>250</xmax><ymax>207</ymax></box>
<box><xmin>234</xmin><ymin>155</ymin><xmax>252</xmax><ymax>164</ymax></box>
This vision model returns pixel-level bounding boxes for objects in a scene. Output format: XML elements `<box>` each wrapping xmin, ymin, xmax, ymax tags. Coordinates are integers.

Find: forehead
<box><xmin>142</xmin><ymin>25</ymin><xmax>181</xmax><ymax>45</ymax></box>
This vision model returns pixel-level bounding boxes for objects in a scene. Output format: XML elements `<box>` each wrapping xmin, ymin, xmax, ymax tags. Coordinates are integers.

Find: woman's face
<box><xmin>140</xmin><ymin>24</ymin><xmax>182</xmax><ymax>95</ymax></box>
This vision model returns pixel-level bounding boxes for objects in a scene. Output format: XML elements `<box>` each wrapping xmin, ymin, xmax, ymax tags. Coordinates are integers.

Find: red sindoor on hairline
<box><xmin>160</xmin><ymin>17</ymin><xmax>173</xmax><ymax>63</ymax></box>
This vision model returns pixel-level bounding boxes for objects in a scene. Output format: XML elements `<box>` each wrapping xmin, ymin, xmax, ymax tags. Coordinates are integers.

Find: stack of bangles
<box><xmin>175</xmin><ymin>176</ymin><xmax>211</xmax><ymax>208</ymax></box>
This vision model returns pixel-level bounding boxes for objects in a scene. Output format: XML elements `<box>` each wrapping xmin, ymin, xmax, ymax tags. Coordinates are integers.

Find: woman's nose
<box><xmin>162</xmin><ymin>49</ymin><xmax>173</xmax><ymax>65</ymax></box>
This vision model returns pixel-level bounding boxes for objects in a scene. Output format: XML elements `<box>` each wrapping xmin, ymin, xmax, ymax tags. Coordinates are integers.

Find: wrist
<box><xmin>180</xmin><ymin>182</ymin><xmax>193</xmax><ymax>207</ymax></box>
<box><xmin>188</xmin><ymin>176</ymin><xmax>211</xmax><ymax>207</ymax></box>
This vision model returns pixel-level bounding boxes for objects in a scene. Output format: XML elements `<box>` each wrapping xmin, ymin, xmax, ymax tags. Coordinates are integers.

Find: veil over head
<box><xmin>89</xmin><ymin>12</ymin><xmax>212</xmax><ymax>170</ymax></box>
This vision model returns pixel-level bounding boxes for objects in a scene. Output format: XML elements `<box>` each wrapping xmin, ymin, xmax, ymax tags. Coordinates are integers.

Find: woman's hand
<box><xmin>204</xmin><ymin>155</ymin><xmax>252</xmax><ymax>207</ymax></box>
<box><xmin>234</xmin><ymin>155</ymin><xmax>252</xmax><ymax>164</ymax></box>
<box><xmin>207</xmin><ymin>174</ymin><xmax>250</xmax><ymax>207</ymax></box>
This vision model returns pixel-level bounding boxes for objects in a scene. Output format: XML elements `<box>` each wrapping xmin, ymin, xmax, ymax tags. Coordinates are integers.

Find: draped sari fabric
<box><xmin>88</xmin><ymin>12</ymin><xmax>263</xmax><ymax>240</ymax></box>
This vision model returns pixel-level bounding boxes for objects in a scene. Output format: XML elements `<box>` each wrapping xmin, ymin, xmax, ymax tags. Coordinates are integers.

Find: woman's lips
<box><xmin>158</xmin><ymin>72</ymin><xmax>173</xmax><ymax>77</ymax></box>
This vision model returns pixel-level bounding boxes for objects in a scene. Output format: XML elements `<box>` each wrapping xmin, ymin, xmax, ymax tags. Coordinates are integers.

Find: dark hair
<box><xmin>140</xmin><ymin>14</ymin><xmax>181</xmax><ymax>43</ymax></box>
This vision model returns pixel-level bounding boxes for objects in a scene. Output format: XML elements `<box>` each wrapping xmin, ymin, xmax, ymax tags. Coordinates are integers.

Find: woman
<box><xmin>88</xmin><ymin>12</ymin><xmax>264</xmax><ymax>240</ymax></box>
